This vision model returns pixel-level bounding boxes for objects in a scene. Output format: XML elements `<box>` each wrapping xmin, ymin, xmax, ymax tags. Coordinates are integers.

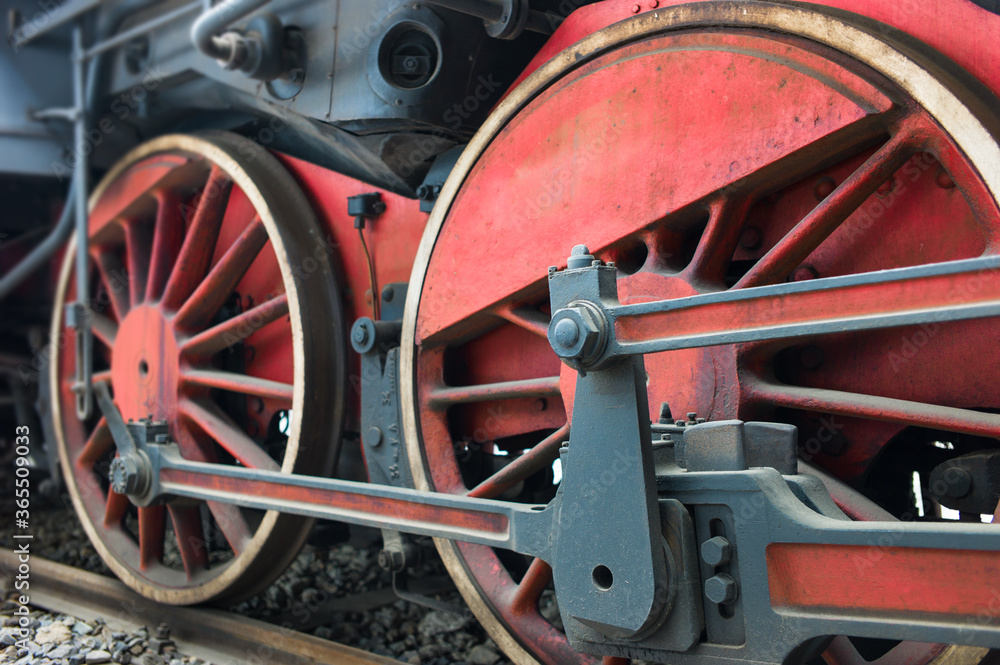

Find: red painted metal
<box><xmin>768</xmin><ymin>542</ymin><xmax>1000</xmax><ymax>621</ymax></box>
<box><xmin>615</xmin><ymin>262</ymin><xmax>1000</xmax><ymax>348</ymax></box>
<box><xmin>411</xmin><ymin>6</ymin><xmax>1000</xmax><ymax>664</ymax></box>
<box><xmin>511</xmin><ymin>0</ymin><xmax>1000</xmax><ymax>99</ymax></box>
<box><xmin>158</xmin><ymin>467</ymin><xmax>511</xmax><ymax>536</ymax></box>
<box><xmin>59</xmin><ymin>140</ymin><xmax>428</xmax><ymax>597</ymax></box>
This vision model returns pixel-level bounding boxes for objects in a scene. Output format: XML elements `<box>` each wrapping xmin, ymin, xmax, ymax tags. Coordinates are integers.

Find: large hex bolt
<box><xmin>109</xmin><ymin>454</ymin><xmax>150</xmax><ymax>496</ymax></box>
<box><xmin>547</xmin><ymin>304</ymin><xmax>606</xmax><ymax>363</ymax></box>
<box><xmin>700</xmin><ymin>536</ymin><xmax>732</xmax><ymax>567</ymax></box>
<box><xmin>705</xmin><ymin>573</ymin><xmax>739</xmax><ymax>605</ymax></box>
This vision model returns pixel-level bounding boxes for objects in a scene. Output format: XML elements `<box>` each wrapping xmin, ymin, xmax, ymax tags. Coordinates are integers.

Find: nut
<box><xmin>548</xmin><ymin>305</ymin><xmax>604</xmax><ymax>362</ymax></box>
<box><xmin>704</xmin><ymin>573</ymin><xmax>738</xmax><ymax>604</ymax></box>
<box><xmin>701</xmin><ymin>536</ymin><xmax>732</xmax><ymax>567</ymax></box>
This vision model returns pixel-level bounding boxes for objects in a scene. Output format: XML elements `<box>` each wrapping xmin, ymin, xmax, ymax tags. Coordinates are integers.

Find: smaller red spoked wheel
<box><xmin>53</xmin><ymin>132</ymin><xmax>346</xmax><ymax>604</ymax></box>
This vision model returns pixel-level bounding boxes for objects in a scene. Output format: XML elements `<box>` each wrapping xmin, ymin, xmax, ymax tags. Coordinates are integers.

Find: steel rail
<box><xmin>0</xmin><ymin>549</ymin><xmax>403</xmax><ymax>665</ymax></box>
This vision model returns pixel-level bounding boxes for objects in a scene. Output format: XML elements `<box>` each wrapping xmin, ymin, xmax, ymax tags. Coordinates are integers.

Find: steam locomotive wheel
<box><xmin>402</xmin><ymin>3</ymin><xmax>1000</xmax><ymax>664</ymax></box>
<box><xmin>52</xmin><ymin>132</ymin><xmax>346</xmax><ymax>604</ymax></box>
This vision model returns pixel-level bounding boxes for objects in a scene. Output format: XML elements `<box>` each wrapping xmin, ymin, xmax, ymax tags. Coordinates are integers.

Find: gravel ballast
<box><xmin>0</xmin><ymin>505</ymin><xmax>515</xmax><ymax>665</ymax></box>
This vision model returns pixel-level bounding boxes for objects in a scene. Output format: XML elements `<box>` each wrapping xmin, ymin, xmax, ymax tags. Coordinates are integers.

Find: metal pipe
<box><xmin>85</xmin><ymin>1</ymin><xmax>203</xmax><ymax>60</ymax></box>
<box><xmin>71</xmin><ymin>25</ymin><xmax>93</xmax><ymax>420</ymax></box>
<box><xmin>0</xmin><ymin>179</ymin><xmax>77</xmax><ymax>300</ymax></box>
<box><xmin>191</xmin><ymin>0</ymin><xmax>270</xmax><ymax>63</ymax></box>
<box><xmin>422</xmin><ymin>0</ymin><xmax>505</xmax><ymax>22</ymax></box>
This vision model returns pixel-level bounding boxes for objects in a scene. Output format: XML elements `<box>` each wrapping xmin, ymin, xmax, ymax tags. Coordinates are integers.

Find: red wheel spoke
<box><xmin>206</xmin><ymin>500</ymin><xmax>252</xmax><ymax>556</ymax></box>
<box><xmin>684</xmin><ymin>195</ymin><xmax>755</xmax><ymax>285</ymax></box>
<box><xmin>162</xmin><ymin>167</ymin><xmax>233</xmax><ymax>311</ymax></box>
<box><xmin>750</xmin><ymin>379</ymin><xmax>1000</xmax><ymax>438</ymax></box>
<box><xmin>468</xmin><ymin>424</ymin><xmax>568</xmax><ymax>499</ymax></box>
<box><xmin>180</xmin><ymin>399</ymin><xmax>280</xmax><ymax>471</ymax></box>
<box><xmin>91</xmin><ymin>313</ymin><xmax>118</xmax><ymax>348</ymax></box>
<box><xmin>138</xmin><ymin>505</ymin><xmax>165</xmax><ymax>570</ymax></box>
<box><xmin>91</xmin><ymin>369</ymin><xmax>112</xmax><ymax>385</ymax></box>
<box><xmin>166</xmin><ymin>504</ymin><xmax>209</xmax><ymax>577</ymax></box>
<box><xmin>822</xmin><ymin>637</ymin><xmax>867</xmax><ymax>665</ymax></box>
<box><xmin>736</xmin><ymin>127</ymin><xmax>916</xmax><ymax>289</ymax></box>
<box><xmin>427</xmin><ymin>377</ymin><xmax>561</xmax><ymax>409</ymax></box>
<box><xmin>495</xmin><ymin>305</ymin><xmax>550</xmax><ymax>338</ymax></box>
<box><xmin>93</xmin><ymin>251</ymin><xmax>130</xmax><ymax>322</ymax></box>
<box><xmin>181</xmin><ymin>293</ymin><xmax>288</xmax><ymax>357</ymax></box>
<box><xmin>123</xmin><ymin>218</ymin><xmax>151</xmax><ymax>307</ymax></box>
<box><xmin>511</xmin><ymin>558</ymin><xmax>552</xmax><ymax>615</ymax></box>
<box><xmin>77</xmin><ymin>418</ymin><xmax>111</xmax><ymax>469</ymax></box>
<box><xmin>103</xmin><ymin>489</ymin><xmax>129</xmax><ymax>528</ymax></box>
<box><xmin>145</xmin><ymin>190</ymin><xmax>186</xmax><ymax>303</ymax></box>
<box><xmin>181</xmin><ymin>369</ymin><xmax>293</xmax><ymax>405</ymax></box>
<box><xmin>174</xmin><ymin>218</ymin><xmax>268</xmax><ymax>330</ymax></box>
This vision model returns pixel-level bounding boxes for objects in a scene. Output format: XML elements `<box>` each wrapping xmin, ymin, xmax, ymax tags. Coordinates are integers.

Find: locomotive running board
<box><xmin>99</xmin><ymin>251</ymin><xmax>1000</xmax><ymax>663</ymax></box>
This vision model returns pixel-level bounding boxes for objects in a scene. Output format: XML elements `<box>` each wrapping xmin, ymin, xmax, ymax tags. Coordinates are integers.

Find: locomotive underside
<box><xmin>3</xmin><ymin>0</ymin><xmax>1000</xmax><ymax>663</ymax></box>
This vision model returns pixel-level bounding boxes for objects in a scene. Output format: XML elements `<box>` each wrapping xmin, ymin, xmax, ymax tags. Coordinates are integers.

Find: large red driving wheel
<box><xmin>402</xmin><ymin>3</ymin><xmax>1000</xmax><ymax>664</ymax></box>
<box><xmin>52</xmin><ymin>132</ymin><xmax>346</xmax><ymax>604</ymax></box>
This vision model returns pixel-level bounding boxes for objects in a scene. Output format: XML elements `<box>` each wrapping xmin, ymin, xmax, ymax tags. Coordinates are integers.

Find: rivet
<box><xmin>631</xmin><ymin>3</ymin><xmax>641</xmax><ymax>12</ymax></box>
<box><xmin>739</xmin><ymin>226</ymin><xmax>762</xmax><ymax>250</ymax></box>
<box><xmin>814</xmin><ymin>177</ymin><xmax>836</xmax><ymax>201</ymax></box>
<box><xmin>793</xmin><ymin>265</ymin><xmax>818</xmax><ymax>281</ymax></box>
<box><xmin>935</xmin><ymin>167</ymin><xmax>956</xmax><ymax>189</ymax></box>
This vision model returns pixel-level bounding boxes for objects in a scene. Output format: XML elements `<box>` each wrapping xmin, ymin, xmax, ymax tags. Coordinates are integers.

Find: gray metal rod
<box><xmin>422</xmin><ymin>0</ymin><xmax>505</xmax><ymax>22</ymax></box>
<box><xmin>190</xmin><ymin>0</ymin><xmax>271</xmax><ymax>62</ymax></box>
<box><xmin>151</xmin><ymin>444</ymin><xmax>551</xmax><ymax>558</ymax></box>
<box><xmin>609</xmin><ymin>255</ymin><xmax>1000</xmax><ymax>356</ymax></box>
<box><xmin>71</xmin><ymin>26</ymin><xmax>93</xmax><ymax>421</ymax></box>
<box><xmin>84</xmin><ymin>1</ymin><xmax>202</xmax><ymax>60</ymax></box>
<box><xmin>0</xmin><ymin>179</ymin><xmax>76</xmax><ymax>300</ymax></box>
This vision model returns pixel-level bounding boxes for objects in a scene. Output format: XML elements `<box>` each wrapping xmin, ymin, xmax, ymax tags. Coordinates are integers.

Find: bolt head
<box><xmin>566</xmin><ymin>245</ymin><xmax>596</xmax><ymax>269</ymax></box>
<box><xmin>739</xmin><ymin>226</ymin><xmax>762</xmax><ymax>250</ymax></box>
<box><xmin>548</xmin><ymin>306</ymin><xmax>603</xmax><ymax>362</ymax></box>
<box><xmin>705</xmin><ymin>573</ymin><xmax>738</xmax><ymax>604</ymax></box>
<box><xmin>935</xmin><ymin>167</ymin><xmax>956</xmax><ymax>190</ymax></box>
<box><xmin>553</xmin><ymin>318</ymin><xmax>580</xmax><ymax>347</ymax></box>
<box><xmin>793</xmin><ymin>265</ymin><xmax>818</xmax><ymax>281</ymax></box>
<box><xmin>942</xmin><ymin>466</ymin><xmax>973</xmax><ymax>499</ymax></box>
<box><xmin>701</xmin><ymin>536</ymin><xmax>732</xmax><ymax>567</ymax></box>
<box><xmin>110</xmin><ymin>456</ymin><xmax>139</xmax><ymax>495</ymax></box>
<box><xmin>367</xmin><ymin>426</ymin><xmax>383</xmax><ymax>448</ymax></box>
<box><xmin>814</xmin><ymin>177</ymin><xmax>836</xmax><ymax>201</ymax></box>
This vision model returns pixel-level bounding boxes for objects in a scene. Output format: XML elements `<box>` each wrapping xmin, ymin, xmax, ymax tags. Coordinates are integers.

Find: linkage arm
<box><xmin>547</xmin><ymin>248</ymin><xmax>1000</xmax><ymax>369</ymax></box>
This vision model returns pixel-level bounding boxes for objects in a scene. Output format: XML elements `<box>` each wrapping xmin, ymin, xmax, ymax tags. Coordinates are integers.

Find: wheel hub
<box><xmin>111</xmin><ymin>305</ymin><xmax>180</xmax><ymax>421</ymax></box>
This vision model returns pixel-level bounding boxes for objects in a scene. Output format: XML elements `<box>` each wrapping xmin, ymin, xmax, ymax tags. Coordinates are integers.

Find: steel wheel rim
<box><xmin>401</xmin><ymin>3</ymin><xmax>1000</xmax><ymax>664</ymax></box>
<box><xmin>53</xmin><ymin>132</ymin><xmax>346</xmax><ymax>604</ymax></box>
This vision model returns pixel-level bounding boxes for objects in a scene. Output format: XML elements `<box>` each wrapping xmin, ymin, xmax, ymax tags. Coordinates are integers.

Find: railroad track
<box><xmin>0</xmin><ymin>548</ymin><xmax>403</xmax><ymax>665</ymax></box>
